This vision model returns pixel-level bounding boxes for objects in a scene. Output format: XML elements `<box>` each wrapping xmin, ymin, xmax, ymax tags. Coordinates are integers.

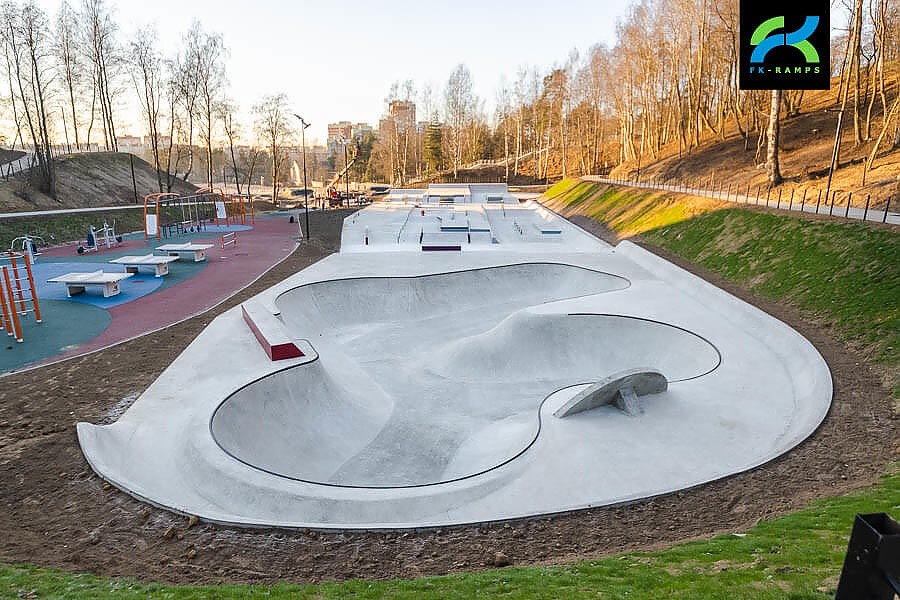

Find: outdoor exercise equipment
<box><xmin>144</xmin><ymin>188</ymin><xmax>251</xmax><ymax>241</ymax></box>
<box><xmin>9</xmin><ymin>234</ymin><xmax>48</xmax><ymax>263</ymax></box>
<box><xmin>192</xmin><ymin>188</ymin><xmax>226</xmax><ymax>229</ymax></box>
<box><xmin>143</xmin><ymin>193</ymin><xmax>181</xmax><ymax>240</ymax></box>
<box><xmin>77</xmin><ymin>222</ymin><xmax>122</xmax><ymax>254</ymax></box>
<box><xmin>220</xmin><ymin>231</ymin><xmax>237</xmax><ymax>251</ymax></box>
<box><xmin>226</xmin><ymin>193</ymin><xmax>254</xmax><ymax>226</ymax></box>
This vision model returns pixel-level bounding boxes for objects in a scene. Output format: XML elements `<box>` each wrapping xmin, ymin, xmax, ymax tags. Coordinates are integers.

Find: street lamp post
<box><xmin>343</xmin><ymin>140</ymin><xmax>350</xmax><ymax>205</ymax></box>
<box><xmin>294</xmin><ymin>114</ymin><xmax>311</xmax><ymax>239</ymax></box>
<box><xmin>336</xmin><ymin>134</ymin><xmax>351</xmax><ymax>208</ymax></box>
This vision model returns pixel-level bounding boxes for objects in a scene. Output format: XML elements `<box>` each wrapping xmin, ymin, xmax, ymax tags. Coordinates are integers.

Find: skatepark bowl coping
<box><xmin>76</xmin><ymin>185</ymin><xmax>833</xmax><ymax>529</ymax></box>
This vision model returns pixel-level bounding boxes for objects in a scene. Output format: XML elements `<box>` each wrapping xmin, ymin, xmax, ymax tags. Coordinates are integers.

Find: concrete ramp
<box><xmin>428</xmin><ymin>313</ymin><xmax>719</xmax><ymax>383</ymax></box>
<box><xmin>553</xmin><ymin>368</ymin><xmax>668</xmax><ymax>418</ymax></box>
<box><xmin>211</xmin><ymin>358</ymin><xmax>393</xmax><ymax>484</ymax></box>
<box><xmin>276</xmin><ymin>263</ymin><xmax>629</xmax><ymax>332</ymax></box>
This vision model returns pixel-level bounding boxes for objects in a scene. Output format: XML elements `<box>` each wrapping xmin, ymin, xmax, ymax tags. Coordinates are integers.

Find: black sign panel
<box><xmin>740</xmin><ymin>0</ymin><xmax>830</xmax><ymax>90</ymax></box>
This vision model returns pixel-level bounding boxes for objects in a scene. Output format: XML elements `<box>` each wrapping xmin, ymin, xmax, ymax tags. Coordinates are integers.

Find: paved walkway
<box><xmin>1</xmin><ymin>152</ymin><xmax>33</xmax><ymax>177</ymax></box>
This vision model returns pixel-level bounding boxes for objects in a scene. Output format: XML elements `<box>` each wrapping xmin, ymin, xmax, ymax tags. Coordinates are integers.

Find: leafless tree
<box><xmin>444</xmin><ymin>64</ymin><xmax>474</xmax><ymax>176</ymax></box>
<box><xmin>220</xmin><ymin>99</ymin><xmax>241</xmax><ymax>194</ymax></box>
<box><xmin>765</xmin><ymin>89</ymin><xmax>782</xmax><ymax>185</ymax></box>
<box><xmin>128</xmin><ymin>27</ymin><xmax>164</xmax><ymax>192</ymax></box>
<box><xmin>55</xmin><ymin>0</ymin><xmax>82</xmax><ymax>150</ymax></box>
<box><xmin>185</xmin><ymin>22</ymin><xmax>226</xmax><ymax>188</ymax></box>
<box><xmin>253</xmin><ymin>93</ymin><xmax>292</xmax><ymax>205</ymax></box>
<box><xmin>1</xmin><ymin>0</ymin><xmax>56</xmax><ymax>196</ymax></box>
<box><xmin>171</xmin><ymin>29</ymin><xmax>201</xmax><ymax>181</ymax></box>
<box><xmin>81</xmin><ymin>0</ymin><xmax>120</xmax><ymax>152</ymax></box>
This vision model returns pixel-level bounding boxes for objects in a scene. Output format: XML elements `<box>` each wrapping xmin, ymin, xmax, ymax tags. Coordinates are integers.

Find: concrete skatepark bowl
<box><xmin>78</xmin><ymin>185</ymin><xmax>833</xmax><ymax>529</ymax></box>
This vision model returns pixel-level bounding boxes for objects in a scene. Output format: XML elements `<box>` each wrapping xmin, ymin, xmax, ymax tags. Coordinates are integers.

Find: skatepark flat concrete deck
<box><xmin>78</xmin><ymin>185</ymin><xmax>832</xmax><ymax>529</ymax></box>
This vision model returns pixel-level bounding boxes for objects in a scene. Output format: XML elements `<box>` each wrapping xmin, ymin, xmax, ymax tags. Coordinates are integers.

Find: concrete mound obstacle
<box><xmin>553</xmin><ymin>368</ymin><xmax>668</xmax><ymax>418</ymax></box>
<box><xmin>427</xmin><ymin>312</ymin><xmax>719</xmax><ymax>383</ymax></box>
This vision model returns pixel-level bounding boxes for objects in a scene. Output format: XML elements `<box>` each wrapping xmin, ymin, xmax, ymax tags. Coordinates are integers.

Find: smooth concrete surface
<box><xmin>77</xmin><ymin>183</ymin><xmax>833</xmax><ymax>529</ymax></box>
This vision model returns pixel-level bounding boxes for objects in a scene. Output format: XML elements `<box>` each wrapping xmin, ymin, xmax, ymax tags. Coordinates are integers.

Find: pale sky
<box><xmin>30</xmin><ymin>0</ymin><xmax>634</xmax><ymax>144</ymax></box>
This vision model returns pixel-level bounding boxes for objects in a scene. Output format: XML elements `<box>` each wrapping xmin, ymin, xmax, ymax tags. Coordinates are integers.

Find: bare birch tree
<box><xmin>253</xmin><ymin>93</ymin><xmax>292</xmax><ymax>206</ymax></box>
<box><xmin>444</xmin><ymin>64</ymin><xmax>474</xmax><ymax>177</ymax></box>
<box><xmin>2</xmin><ymin>1</ymin><xmax>56</xmax><ymax>196</ymax></box>
<box><xmin>55</xmin><ymin>0</ymin><xmax>82</xmax><ymax>150</ymax></box>
<box><xmin>765</xmin><ymin>89</ymin><xmax>782</xmax><ymax>185</ymax></box>
<box><xmin>81</xmin><ymin>0</ymin><xmax>120</xmax><ymax>152</ymax></box>
<box><xmin>186</xmin><ymin>22</ymin><xmax>226</xmax><ymax>188</ymax></box>
<box><xmin>128</xmin><ymin>26</ymin><xmax>164</xmax><ymax>192</ymax></box>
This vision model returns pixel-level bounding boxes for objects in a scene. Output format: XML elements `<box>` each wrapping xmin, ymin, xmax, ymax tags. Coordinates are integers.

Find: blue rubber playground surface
<box><xmin>34</xmin><ymin>262</ymin><xmax>165</xmax><ymax>308</ymax></box>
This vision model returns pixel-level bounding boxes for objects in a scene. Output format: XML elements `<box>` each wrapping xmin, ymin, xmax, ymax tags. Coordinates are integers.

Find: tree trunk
<box><xmin>766</xmin><ymin>89</ymin><xmax>782</xmax><ymax>185</ymax></box>
<box><xmin>861</xmin><ymin>93</ymin><xmax>900</xmax><ymax>185</ymax></box>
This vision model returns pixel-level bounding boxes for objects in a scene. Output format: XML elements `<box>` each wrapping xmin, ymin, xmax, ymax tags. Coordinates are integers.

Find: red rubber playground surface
<box><xmin>11</xmin><ymin>213</ymin><xmax>300</xmax><ymax>371</ymax></box>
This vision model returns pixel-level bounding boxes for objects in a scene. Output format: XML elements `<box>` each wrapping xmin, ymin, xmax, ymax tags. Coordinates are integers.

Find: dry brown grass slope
<box><xmin>0</xmin><ymin>152</ymin><xmax>197</xmax><ymax>212</ymax></box>
<box><xmin>612</xmin><ymin>67</ymin><xmax>900</xmax><ymax>208</ymax></box>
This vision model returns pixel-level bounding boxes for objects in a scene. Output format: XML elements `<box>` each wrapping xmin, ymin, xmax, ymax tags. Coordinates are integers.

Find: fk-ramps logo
<box><xmin>739</xmin><ymin>0</ymin><xmax>830</xmax><ymax>90</ymax></box>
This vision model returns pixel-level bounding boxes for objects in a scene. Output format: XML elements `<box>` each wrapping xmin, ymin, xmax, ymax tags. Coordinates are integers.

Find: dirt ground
<box><xmin>0</xmin><ymin>208</ymin><xmax>896</xmax><ymax>586</ymax></box>
<box><xmin>0</xmin><ymin>152</ymin><xmax>196</xmax><ymax>213</ymax></box>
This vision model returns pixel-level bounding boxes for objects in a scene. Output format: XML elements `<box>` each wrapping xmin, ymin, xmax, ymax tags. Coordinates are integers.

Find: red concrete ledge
<box><xmin>241</xmin><ymin>302</ymin><xmax>304</xmax><ymax>361</ymax></box>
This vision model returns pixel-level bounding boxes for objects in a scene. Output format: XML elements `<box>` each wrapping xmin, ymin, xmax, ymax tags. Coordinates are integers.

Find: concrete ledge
<box><xmin>241</xmin><ymin>301</ymin><xmax>304</xmax><ymax>361</ymax></box>
<box><xmin>422</xmin><ymin>245</ymin><xmax>462</xmax><ymax>251</ymax></box>
<box><xmin>532</xmin><ymin>222</ymin><xmax>562</xmax><ymax>235</ymax></box>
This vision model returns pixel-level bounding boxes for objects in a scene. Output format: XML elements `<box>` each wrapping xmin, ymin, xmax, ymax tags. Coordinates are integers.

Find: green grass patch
<box><xmin>640</xmin><ymin>208</ymin><xmax>900</xmax><ymax>393</ymax></box>
<box><xmin>546</xmin><ymin>179</ymin><xmax>724</xmax><ymax>237</ymax></box>
<box><xmin>0</xmin><ymin>209</ymin><xmax>145</xmax><ymax>251</ymax></box>
<box><xmin>1</xmin><ymin>468</ymin><xmax>896</xmax><ymax>599</ymax></box>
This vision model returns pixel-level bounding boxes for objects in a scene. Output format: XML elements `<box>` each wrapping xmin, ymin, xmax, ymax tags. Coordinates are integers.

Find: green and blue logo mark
<box><xmin>739</xmin><ymin>1</ymin><xmax>830</xmax><ymax>90</ymax></box>
<box><xmin>750</xmin><ymin>16</ymin><xmax>820</xmax><ymax>64</ymax></box>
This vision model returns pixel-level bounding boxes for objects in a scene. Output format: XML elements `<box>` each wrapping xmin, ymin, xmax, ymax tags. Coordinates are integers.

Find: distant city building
<box><xmin>116</xmin><ymin>135</ymin><xmax>144</xmax><ymax>154</ymax></box>
<box><xmin>327</xmin><ymin>121</ymin><xmax>353</xmax><ymax>154</ymax></box>
<box><xmin>327</xmin><ymin>121</ymin><xmax>353</xmax><ymax>141</ymax></box>
<box><xmin>388</xmin><ymin>100</ymin><xmax>416</xmax><ymax>132</ymax></box>
<box><xmin>351</xmin><ymin>122</ymin><xmax>374</xmax><ymax>140</ymax></box>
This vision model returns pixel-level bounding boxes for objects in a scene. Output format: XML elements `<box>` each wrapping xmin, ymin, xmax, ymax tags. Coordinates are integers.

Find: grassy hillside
<box><xmin>0</xmin><ymin>152</ymin><xmax>196</xmax><ymax>213</ymax></box>
<box><xmin>0</xmin><ymin>209</ymin><xmax>145</xmax><ymax>251</ymax></box>
<box><xmin>543</xmin><ymin>179</ymin><xmax>727</xmax><ymax>237</ymax></box>
<box><xmin>544</xmin><ymin>179</ymin><xmax>900</xmax><ymax>396</ymax></box>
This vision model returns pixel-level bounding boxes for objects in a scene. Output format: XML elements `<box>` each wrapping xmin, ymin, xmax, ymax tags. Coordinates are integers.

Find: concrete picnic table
<box><xmin>154</xmin><ymin>242</ymin><xmax>214</xmax><ymax>262</ymax></box>
<box><xmin>47</xmin><ymin>270</ymin><xmax>134</xmax><ymax>298</ymax></box>
<box><xmin>109</xmin><ymin>254</ymin><xmax>180</xmax><ymax>277</ymax></box>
